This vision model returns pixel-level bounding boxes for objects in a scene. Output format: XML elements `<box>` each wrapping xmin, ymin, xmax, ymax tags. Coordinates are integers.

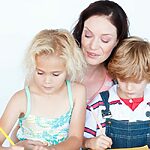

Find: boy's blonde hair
<box><xmin>108</xmin><ymin>36</ymin><xmax>150</xmax><ymax>82</ymax></box>
<box><xmin>24</xmin><ymin>29</ymin><xmax>87</xmax><ymax>83</ymax></box>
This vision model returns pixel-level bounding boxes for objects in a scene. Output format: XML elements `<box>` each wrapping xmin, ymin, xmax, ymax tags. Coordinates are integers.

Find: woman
<box><xmin>72</xmin><ymin>0</ymin><xmax>129</xmax><ymax>149</ymax></box>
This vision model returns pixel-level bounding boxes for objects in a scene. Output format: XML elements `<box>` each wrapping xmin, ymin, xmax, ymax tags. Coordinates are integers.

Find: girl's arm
<box><xmin>49</xmin><ymin>83</ymin><xmax>86</xmax><ymax>150</ymax></box>
<box><xmin>0</xmin><ymin>90</ymin><xmax>25</xmax><ymax>149</ymax></box>
<box><xmin>10</xmin><ymin>125</ymin><xmax>20</xmax><ymax>144</ymax></box>
<box><xmin>0</xmin><ymin>145</ymin><xmax>24</xmax><ymax>150</ymax></box>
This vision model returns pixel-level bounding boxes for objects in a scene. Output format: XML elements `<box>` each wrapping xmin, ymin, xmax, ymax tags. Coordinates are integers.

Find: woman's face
<box><xmin>81</xmin><ymin>15</ymin><xmax>118</xmax><ymax>66</ymax></box>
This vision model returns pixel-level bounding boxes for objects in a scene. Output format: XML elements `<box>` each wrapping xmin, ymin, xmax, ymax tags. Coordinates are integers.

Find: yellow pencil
<box><xmin>0</xmin><ymin>127</ymin><xmax>15</xmax><ymax>146</ymax></box>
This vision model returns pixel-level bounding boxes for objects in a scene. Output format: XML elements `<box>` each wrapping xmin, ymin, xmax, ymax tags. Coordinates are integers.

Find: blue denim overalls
<box><xmin>100</xmin><ymin>91</ymin><xmax>150</xmax><ymax>148</ymax></box>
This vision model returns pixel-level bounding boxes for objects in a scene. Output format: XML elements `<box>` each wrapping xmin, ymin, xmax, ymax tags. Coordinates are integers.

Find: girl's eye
<box><xmin>53</xmin><ymin>73</ymin><xmax>60</xmax><ymax>76</ymax></box>
<box><xmin>37</xmin><ymin>72</ymin><xmax>44</xmax><ymax>75</ymax></box>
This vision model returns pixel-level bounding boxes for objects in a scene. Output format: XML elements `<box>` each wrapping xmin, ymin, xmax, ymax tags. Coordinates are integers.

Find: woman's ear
<box><xmin>114</xmin><ymin>39</ymin><xmax>119</xmax><ymax>47</ymax></box>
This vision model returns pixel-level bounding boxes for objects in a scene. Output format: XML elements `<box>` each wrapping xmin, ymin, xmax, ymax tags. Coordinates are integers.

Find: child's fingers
<box><xmin>11</xmin><ymin>146</ymin><xmax>24</xmax><ymax>150</ymax></box>
<box><xmin>27</xmin><ymin>139</ymin><xmax>48</xmax><ymax>146</ymax></box>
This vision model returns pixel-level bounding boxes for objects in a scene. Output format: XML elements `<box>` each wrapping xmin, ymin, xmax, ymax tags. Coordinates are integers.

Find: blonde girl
<box><xmin>0</xmin><ymin>29</ymin><xmax>87</xmax><ymax>150</ymax></box>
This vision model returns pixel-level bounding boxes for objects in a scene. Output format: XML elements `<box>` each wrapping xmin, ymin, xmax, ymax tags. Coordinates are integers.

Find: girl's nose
<box><xmin>45</xmin><ymin>75</ymin><xmax>51</xmax><ymax>84</ymax></box>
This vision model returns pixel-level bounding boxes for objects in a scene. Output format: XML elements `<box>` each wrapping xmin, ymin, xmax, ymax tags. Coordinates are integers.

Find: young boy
<box><xmin>85</xmin><ymin>36</ymin><xmax>150</xmax><ymax>149</ymax></box>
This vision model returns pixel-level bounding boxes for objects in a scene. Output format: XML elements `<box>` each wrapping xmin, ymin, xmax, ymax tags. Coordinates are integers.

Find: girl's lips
<box><xmin>43</xmin><ymin>86</ymin><xmax>53</xmax><ymax>90</ymax></box>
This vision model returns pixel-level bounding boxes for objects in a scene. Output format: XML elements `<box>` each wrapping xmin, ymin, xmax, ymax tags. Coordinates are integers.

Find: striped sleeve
<box><xmin>84</xmin><ymin>106</ymin><xmax>97</xmax><ymax>137</ymax></box>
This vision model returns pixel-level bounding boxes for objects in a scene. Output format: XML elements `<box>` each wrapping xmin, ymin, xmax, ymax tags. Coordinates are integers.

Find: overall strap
<box><xmin>19</xmin><ymin>86</ymin><xmax>31</xmax><ymax>121</ymax></box>
<box><xmin>100</xmin><ymin>91</ymin><xmax>111</xmax><ymax>118</ymax></box>
<box><xmin>66</xmin><ymin>80</ymin><xmax>73</xmax><ymax>109</ymax></box>
<box><xmin>112</xmin><ymin>79</ymin><xmax>118</xmax><ymax>85</ymax></box>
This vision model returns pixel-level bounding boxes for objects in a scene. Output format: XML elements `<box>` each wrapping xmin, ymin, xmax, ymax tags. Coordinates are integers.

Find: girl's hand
<box><xmin>33</xmin><ymin>146</ymin><xmax>55</xmax><ymax>150</ymax></box>
<box><xmin>9</xmin><ymin>146</ymin><xmax>24</xmax><ymax>150</ymax></box>
<box><xmin>16</xmin><ymin>140</ymin><xmax>47</xmax><ymax>150</ymax></box>
<box><xmin>90</xmin><ymin>135</ymin><xmax>112</xmax><ymax>150</ymax></box>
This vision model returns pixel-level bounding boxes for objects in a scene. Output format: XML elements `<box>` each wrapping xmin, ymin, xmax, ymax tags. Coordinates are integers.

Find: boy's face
<box><xmin>117</xmin><ymin>78</ymin><xmax>148</xmax><ymax>99</ymax></box>
<box><xmin>33</xmin><ymin>53</ymin><xmax>67</xmax><ymax>95</ymax></box>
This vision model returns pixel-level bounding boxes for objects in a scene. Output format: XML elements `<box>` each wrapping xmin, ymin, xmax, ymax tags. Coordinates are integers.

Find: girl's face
<box><xmin>117</xmin><ymin>78</ymin><xmax>148</xmax><ymax>99</ymax></box>
<box><xmin>33</xmin><ymin>54</ymin><xmax>67</xmax><ymax>95</ymax></box>
<box><xmin>81</xmin><ymin>15</ymin><xmax>118</xmax><ymax>66</ymax></box>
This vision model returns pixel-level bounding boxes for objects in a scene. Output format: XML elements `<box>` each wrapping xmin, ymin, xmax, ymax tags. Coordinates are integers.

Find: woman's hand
<box><xmin>16</xmin><ymin>140</ymin><xmax>47</xmax><ymax>150</ymax></box>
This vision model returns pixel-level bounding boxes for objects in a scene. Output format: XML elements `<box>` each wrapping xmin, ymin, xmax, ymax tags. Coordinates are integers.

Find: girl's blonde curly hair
<box><xmin>24</xmin><ymin>29</ymin><xmax>87</xmax><ymax>83</ymax></box>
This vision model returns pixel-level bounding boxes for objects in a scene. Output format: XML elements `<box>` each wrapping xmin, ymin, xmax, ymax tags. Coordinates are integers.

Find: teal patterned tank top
<box><xmin>17</xmin><ymin>80</ymin><xmax>73</xmax><ymax>146</ymax></box>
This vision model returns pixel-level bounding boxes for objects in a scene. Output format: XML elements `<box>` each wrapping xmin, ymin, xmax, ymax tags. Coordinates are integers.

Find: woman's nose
<box><xmin>90</xmin><ymin>38</ymin><xmax>104</xmax><ymax>55</ymax></box>
<box><xmin>90</xmin><ymin>38</ymin><xmax>100</xmax><ymax>50</ymax></box>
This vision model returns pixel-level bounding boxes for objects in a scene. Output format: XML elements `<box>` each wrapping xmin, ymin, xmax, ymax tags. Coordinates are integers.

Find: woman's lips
<box><xmin>86</xmin><ymin>51</ymin><xmax>100</xmax><ymax>58</ymax></box>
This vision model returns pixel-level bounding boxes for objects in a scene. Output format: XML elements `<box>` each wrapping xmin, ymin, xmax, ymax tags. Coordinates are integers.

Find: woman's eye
<box><xmin>102</xmin><ymin>39</ymin><xmax>109</xmax><ymax>43</ymax></box>
<box><xmin>101</xmin><ymin>36</ymin><xmax>111</xmax><ymax>43</ymax></box>
<box><xmin>85</xmin><ymin>34</ymin><xmax>92</xmax><ymax>38</ymax></box>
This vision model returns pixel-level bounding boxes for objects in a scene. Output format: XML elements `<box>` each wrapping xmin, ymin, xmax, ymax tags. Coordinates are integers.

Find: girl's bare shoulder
<box><xmin>71</xmin><ymin>82</ymin><xmax>86</xmax><ymax>92</ymax></box>
<box><xmin>11</xmin><ymin>89</ymin><xmax>26</xmax><ymax>100</ymax></box>
<box><xmin>71</xmin><ymin>82</ymin><xmax>86</xmax><ymax>102</ymax></box>
<box><xmin>9</xmin><ymin>88</ymin><xmax>27</xmax><ymax>112</ymax></box>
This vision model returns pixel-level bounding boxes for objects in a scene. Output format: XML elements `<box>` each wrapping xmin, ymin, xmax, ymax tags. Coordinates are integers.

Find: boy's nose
<box><xmin>126</xmin><ymin>83</ymin><xmax>133</xmax><ymax>91</ymax></box>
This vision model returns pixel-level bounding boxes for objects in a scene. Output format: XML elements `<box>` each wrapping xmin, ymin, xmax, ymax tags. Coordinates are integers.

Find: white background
<box><xmin>0</xmin><ymin>0</ymin><xmax>150</xmax><ymax>120</ymax></box>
